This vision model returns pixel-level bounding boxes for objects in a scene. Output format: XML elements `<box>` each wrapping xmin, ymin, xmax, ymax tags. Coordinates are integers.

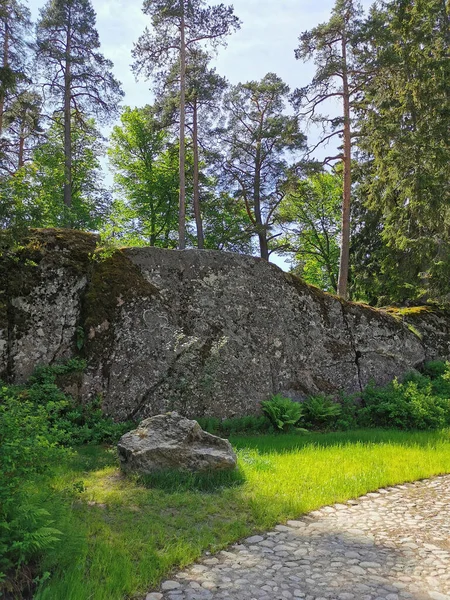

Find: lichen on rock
<box><xmin>1</xmin><ymin>228</ymin><xmax>450</xmax><ymax>421</ymax></box>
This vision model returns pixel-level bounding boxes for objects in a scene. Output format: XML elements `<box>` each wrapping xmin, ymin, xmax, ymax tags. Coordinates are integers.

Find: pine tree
<box><xmin>36</xmin><ymin>0</ymin><xmax>123</xmax><ymax>208</ymax></box>
<box><xmin>293</xmin><ymin>0</ymin><xmax>368</xmax><ymax>298</ymax></box>
<box><xmin>153</xmin><ymin>47</ymin><xmax>228</xmax><ymax>248</ymax></box>
<box><xmin>0</xmin><ymin>0</ymin><xmax>31</xmax><ymax>135</ymax></box>
<box><xmin>217</xmin><ymin>73</ymin><xmax>306</xmax><ymax>261</ymax></box>
<box><xmin>132</xmin><ymin>0</ymin><xmax>240</xmax><ymax>250</ymax></box>
<box><xmin>2</xmin><ymin>89</ymin><xmax>42</xmax><ymax>172</ymax></box>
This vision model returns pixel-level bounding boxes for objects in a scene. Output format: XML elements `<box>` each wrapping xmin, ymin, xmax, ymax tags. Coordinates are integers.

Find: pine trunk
<box><xmin>63</xmin><ymin>21</ymin><xmax>72</xmax><ymax>208</ymax></box>
<box><xmin>0</xmin><ymin>20</ymin><xmax>9</xmax><ymax>134</ymax></box>
<box><xmin>18</xmin><ymin>119</ymin><xmax>25</xmax><ymax>168</ymax></box>
<box><xmin>337</xmin><ymin>35</ymin><xmax>352</xmax><ymax>300</ymax></box>
<box><xmin>192</xmin><ymin>98</ymin><xmax>204</xmax><ymax>249</ymax></box>
<box><xmin>178</xmin><ymin>4</ymin><xmax>186</xmax><ymax>250</ymax></box>
<box><xmin>254</xmin><ymin>145</ymin><xmax>269</xmax><ymax>261</ymax></box>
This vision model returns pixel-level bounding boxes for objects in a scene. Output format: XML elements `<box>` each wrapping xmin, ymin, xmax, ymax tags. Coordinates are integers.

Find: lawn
<box><xmin>35</xmin><ymin>429</ymin><xmax>450</xmax><ymax>600</ymax></box>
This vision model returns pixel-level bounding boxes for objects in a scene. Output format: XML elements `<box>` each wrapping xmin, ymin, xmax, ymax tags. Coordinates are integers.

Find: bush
<box><xmin>0</xmin><ymin>360</ymin><xmax>135</xmax><ymax>590</ymax></box>
<box><xmin>358</xmin><ymin>379</ymin><xmax>450</xmax><ymax>430</ymax></box>
<box><xmin>196</xmin><ymin>415</ymin><xmax>272</xmax><ymax>436</ymax></box>
<box><xmin>421</xmin><ymin>360</ymin><xmax>449</xmax><ymax>380</ymax></box>
<box><xmin>0</xmin><ymin>388</ymin><xmax>67</xmax><ymax>581</ymax></box>
<box><xmin>261</xmin><ymin>394</ymin><xmax>303</xmax><ymax>431</ymax></box>
<box><xmin>334</xmin><ymin>393</ymin><xmax>359</xmax><ymax>430</ymax></box>
<box><xmin>18</xmin><ymin>359</ymin><xmax>134</xmax><ymax>446</ymax></box>
<box><xmin>302</xmin><ymin>395</ymin><xmax>341</xmax><ymax>429</ymax></box>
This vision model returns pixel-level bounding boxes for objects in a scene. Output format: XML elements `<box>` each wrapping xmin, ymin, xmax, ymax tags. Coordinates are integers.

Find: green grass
<box><xmin>35</xmin><ymin>429</ymin><xmax>450</xmax><ymax>600</ymax></box>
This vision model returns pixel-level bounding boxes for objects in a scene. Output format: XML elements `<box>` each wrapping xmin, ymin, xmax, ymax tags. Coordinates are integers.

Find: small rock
<box><xmin>246</xmin><ymin>535</ymin><xmax>264</xmax><ymax>544</ymax></box>
<box><xmin>161</xmin><ymin>581</ymin><xmax>181</xmax><ymax>591</ymax></box>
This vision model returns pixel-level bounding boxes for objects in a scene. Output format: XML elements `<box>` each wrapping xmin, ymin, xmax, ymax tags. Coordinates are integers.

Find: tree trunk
<box><xmin>254</xmin><ymin>143</ymin><xmax>269</xmax><ymax>261</ymax></box>
<box><xmin>0</xmin><ymin>20</ymin><xmax>9</xmax><ymax>134</ymax></box>
<box><xmin>63</xmin><ymin>19</ymin><xmax>72</xmax><ymax>208</ymax></box>
<box><xmin>178</xmin><ymin>3</ymin><xmax>186</xmax><ymax>250</ymax></box>
<box><xmin>337</xmin><ymin>35</ymin><xmax>352</xmax><ymax>299</ymax></box>
<box><xmin>18</xmin><ymin>115</ymin><xmax>25</xmax><ymax>168</ymax></box>
<box><xmin>192</xmin><ymin>98</ymin><xmax>204</xmax><ymax>248</ymax></box>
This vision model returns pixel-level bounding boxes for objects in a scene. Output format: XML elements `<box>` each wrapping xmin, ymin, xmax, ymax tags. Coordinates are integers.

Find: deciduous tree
<box><xmin>107</xmin><ymin>106</ymin><xmax>181</xmax><ymax>247</ymax></box>
<box><xmin>278</xmin><ymin>171</ymin><xmax>342</xmax><ymax>292</ymax></box>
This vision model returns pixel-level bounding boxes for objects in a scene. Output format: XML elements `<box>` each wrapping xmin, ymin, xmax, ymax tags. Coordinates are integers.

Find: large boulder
<box><xmin>2</xmin><ymin>229</ymin><xmax>450</xmax><ymax>420</ymax></box>
<box><xmin>117</xmin><ymin>412</ymin><xmax>237</xmax><ymax>473</ymax></box>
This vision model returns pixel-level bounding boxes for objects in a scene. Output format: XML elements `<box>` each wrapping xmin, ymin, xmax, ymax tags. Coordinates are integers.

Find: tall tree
<box><xmin>355</xmin><ymin>0</ymin><xmax>450</xmax><ymax>301</ymax></box>
<box><xmin>200</xmin><ymin>189</ymin><xmax>254</xmax><ymax>253</ymax></box>
<box><xmin>1</xmin><ymin>116</ymin><xmax>108</xmax><ymax>230</ymax></box>
<box><xmin>132</xmin><ymin>0</ymin><xmax>240</xmax><ymax>250</ymax></box>
<box><xmin>36</xmin><ymin>0</ymin><xmax>123</xmax><ymax>209</ymax></box>
<box><xmin>153</xmin><ymin>47</ymin><xmax>228</xmax><ymax>248</ymax></box>
<box><xmin>293</xmin><ymin>0</ymin><xmax>367</xmax><ymax>298</ymax></box>
<box><xmin>0</xmin><ymin>0</ymin><xmax>31</xmax><ymax>135</ymax></box>
<box><xmin>217</xmin><ymin>73</ymin><xmax>306</xmax><ymax>261</ymax></box>
<box><xmin>107</xmin><ymin>106</ymin><xmax>180</xmax><ymax>247</ymax></box>
<box><xmin>1</xmin><ymin>89</ymin><xmax>42</xmax><ymax>173</ymax></box>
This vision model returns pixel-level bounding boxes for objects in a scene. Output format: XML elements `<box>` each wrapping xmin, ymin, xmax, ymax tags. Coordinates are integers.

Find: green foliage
<box><xmin>302</xmin><ymin>394</ymin><xmax>342</xmax><ymax>429</ymax></box>
<box><xmin>196</xmin><ymin>415</ymin><xmax>273</xmax><ymax>436</ymax></box>
<box><xmin>422</xmin><ymin>361</ymin><xmax>450</xmax><ymax>380</ymax></box>
<box><xmin>0</xmin><ymin>387</ymin><xmax>67</xmax><ymax>579</ymax></box>
<box><xmin>279</xmin><ymin>172</ymin><xmax>342</xmax><ymax>292</ymax></box>
<box><xmin>354</xmin><ymin>0</ymin><xmax>450</xmax><ymax>302</ymax></box>
<box><xmin>261</xmin><ymin>394</ymin><xmax>303</xmax><ymax>431</ymax></box>
<box><xmin>24</xmin><ymin>360</ymin><xmax>134</xmax><ymax>446</ymax></box>
<box><xmin>0</xmin><ymin>359</ymin><xmax>134</xmax><ymax>587</ymax></box>
<box><xmin>358</xmin><ymin>379</ymin><xmax>450</xmax><ymax>431</ymax></box>
<box><xmin>106</xmin><ymin>107</ymin><xmax>181</xmax><ymax>247</ymax></box>
<box><xmin>36</xmin><ymin>0</ymin><xmax>123</xmax><ymax>124</ymax></box>
<box><xmin>218</xmin><ymin>72</ymin><xmax>306</xmax><ymax>259</ymax></box>
<box><xmin>334</xmin><ymin>393</ymin><xmax>360</xmax><ymax>431</ymax></box>
<box><xmin>1</xmin><ymin>118</ymin><xmax>110</xmax><ymax>230</ymax></box>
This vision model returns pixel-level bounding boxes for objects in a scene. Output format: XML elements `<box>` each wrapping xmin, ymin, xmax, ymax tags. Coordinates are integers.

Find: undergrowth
<box><xmin>2</xmin><ymin>359</ymin><xmax>450</xmax><ymax>599</ymax></box>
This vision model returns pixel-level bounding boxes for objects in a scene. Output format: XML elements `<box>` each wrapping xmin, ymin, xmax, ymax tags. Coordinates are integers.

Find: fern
<box><xmin>261</xmin><ymin>394</ymin><xmax>303</xmax><ymax>431</ymax></box>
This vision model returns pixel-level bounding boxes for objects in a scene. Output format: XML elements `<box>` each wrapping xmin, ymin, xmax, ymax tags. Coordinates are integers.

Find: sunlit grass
<box><xmin>35</xmin><ymin>429</ymin><xmax>450</xmax><ymax>600</ymax></box>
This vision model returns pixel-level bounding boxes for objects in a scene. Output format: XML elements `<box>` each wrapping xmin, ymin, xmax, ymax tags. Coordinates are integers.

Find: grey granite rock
<box><xmin>117</xmin><ymin>412</ymin><xmax>237</xmax><ymax>473</ymax></box>
<box><xmin>1</xmin><ymin>229</ymin><xmax>450</xmax><ymax>420</ymax></box>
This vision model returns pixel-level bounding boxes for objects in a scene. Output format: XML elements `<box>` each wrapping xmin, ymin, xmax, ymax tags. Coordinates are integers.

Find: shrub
<box><xmin>196</xmin><ymin>415</ymin><xmax>272</xmax><ymax>436</ymax></box>
<box><xmin>421</xmin><ymin>360</ymin><xmax>449</xmax><ymax>380</ymax></box>
<box><xmin>358</xmin><ymin>379</ymin><xmax>450</xmax><ymax>430</ymax></box>
<box><xmin>261</xmin><ymin>394</ymin><xmax>303</xmax><ymax>431</ymax></box>
<box><xmin>0</xmin><ymin>359</ymin><xmax>135</xmax><ymax>590</ymax></box>
<box><xmin>302</xmin><ymin>395</ymin><xmax>341</xmax><ymax>429</ymax></box>
<box><xmin>0</xmin><ymin>388</ymin><xmax>67</xmax><ymax>581</ymax></box>
<box><xmin>334</xmin><ymin>393</ymin><xmax>359</xmax><ymax>430</ymax></box>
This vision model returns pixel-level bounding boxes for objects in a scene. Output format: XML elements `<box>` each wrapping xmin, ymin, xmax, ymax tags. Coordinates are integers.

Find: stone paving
<box><xmin>145</xmin><ymin>475</ymin><xmax>450</xmax><ymax>600</ymax></box>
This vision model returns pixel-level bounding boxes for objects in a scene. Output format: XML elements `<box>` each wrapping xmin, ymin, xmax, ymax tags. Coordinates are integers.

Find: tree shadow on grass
<box><xmin>137</xmin><ymin>465</ymin><xmax>246</xmax><ymax>493</ymax></box>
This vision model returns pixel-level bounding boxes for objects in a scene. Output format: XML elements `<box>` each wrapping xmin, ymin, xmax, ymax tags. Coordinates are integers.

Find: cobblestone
<box><xmin>148</xmin><ymin>475</ymin><xmax>450</xmax><ymax>600</ymax></box>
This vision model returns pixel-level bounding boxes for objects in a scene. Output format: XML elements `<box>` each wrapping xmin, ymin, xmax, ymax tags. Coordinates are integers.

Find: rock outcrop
<box><xmin>1</xmin><ymin>229</ymin><xmax>449</xmax><ymax>421</ymax></box>
<box><xmin>117</xmin><ymin>412</ymin><xmax>237</xmax><ymax>473</ymax></box>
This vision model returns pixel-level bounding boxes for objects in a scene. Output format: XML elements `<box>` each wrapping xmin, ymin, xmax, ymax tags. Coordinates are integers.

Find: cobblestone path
<box><xmin>146</xmin><ymin>475</ymin><xmax>450</xmax><ymax>600</ymax></box>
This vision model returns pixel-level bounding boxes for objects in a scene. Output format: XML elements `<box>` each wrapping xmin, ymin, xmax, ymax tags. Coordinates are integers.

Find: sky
<box><xmin>27</xmin><ymin>0</ymin><xmax>373</xmax><ymax>268</ymax></box>
<box><xmin>28</xmin><ymin>0</ymin><xmax>373</xmax><ymax>115</ymax></box>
